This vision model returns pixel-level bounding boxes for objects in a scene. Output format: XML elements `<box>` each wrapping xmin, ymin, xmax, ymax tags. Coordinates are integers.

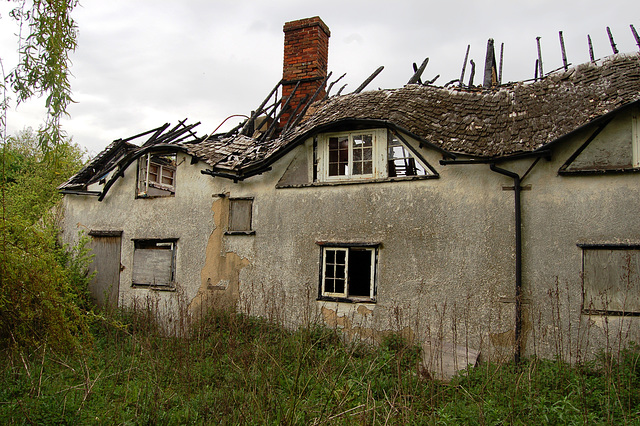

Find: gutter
<box><xmin>489</xmin><ymin>164</ymin><xmax>523</xmax><ymax>364</ymax></box>
<box><xmin>440</xmin><ymin>151</ymin><xmax>549</xmax><ymax>364</ymax></box>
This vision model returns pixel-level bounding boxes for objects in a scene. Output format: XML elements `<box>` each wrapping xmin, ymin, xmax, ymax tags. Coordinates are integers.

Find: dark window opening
<box><xmin>387</xmin><ymin>135</ymin><xmax>427</xmax><ymax>177</ymax></box>
<box><xmin>320</xmin><ymin>245</ymin><xmax>377</xmax><ymax>301</ymax></box>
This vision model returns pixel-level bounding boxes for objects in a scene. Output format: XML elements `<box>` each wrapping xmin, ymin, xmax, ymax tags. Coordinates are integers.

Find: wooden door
<box><xmin>88</xmin><ymin>230</ymin><xmax>122</xmax><ymax>308</ymax></box>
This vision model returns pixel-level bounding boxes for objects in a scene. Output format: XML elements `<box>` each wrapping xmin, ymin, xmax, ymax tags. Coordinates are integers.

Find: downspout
<box><xmin>489</xmin><ymin>163</ymin><xmax>523</xmax><ymax>364</ymax></box>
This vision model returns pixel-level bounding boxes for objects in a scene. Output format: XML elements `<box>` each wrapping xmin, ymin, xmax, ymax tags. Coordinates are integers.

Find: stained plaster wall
<box><xmin>517</xmin><ymin>109</ymin><xmax>640</xmax><ymax>361</ymax></box>
<box><xmin>232</xmin><ymin>132</ymin><xmax>518</xmax><ymax>367</ymax></box>
<box><xmin>60</xmin><ymin>152</ymin><xmax>217</xmax><ymax>330</ymax></box>
<box><xmin>60</xmin><ymin>110</ymin><xmax>640</xmax><ymax>366</ymax></box>
<box><xmin>231</xmin><ymin>117</ymin><xmax>640</xmax><ymax>365</ymax></box>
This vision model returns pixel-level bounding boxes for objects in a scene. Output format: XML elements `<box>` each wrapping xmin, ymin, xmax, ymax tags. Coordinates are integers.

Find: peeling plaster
<box><xmin>189</xmin><ymin>195</ymin><xmax>250</xmax><ymax>314</ymax></box>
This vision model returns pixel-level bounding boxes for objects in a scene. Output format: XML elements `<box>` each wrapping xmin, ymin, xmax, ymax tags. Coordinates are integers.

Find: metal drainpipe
<box><xmin>489</xmin><ymin>163</ymin><xmax>523</xmax><ymax>364</ymax></box>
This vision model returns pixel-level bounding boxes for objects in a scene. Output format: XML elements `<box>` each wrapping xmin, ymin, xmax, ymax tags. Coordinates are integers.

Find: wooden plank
<box><xmin>607</xmin><ymin>26</ymin><xmax>619</xmax><ymax>54</ymax></box>
<box><xmin>132</xmin><ymin>243</ymin><xmax>174</xmax><ymax>286</ymax></box>
<box><xmin>407</xmin><ymin>58</ymin><xmax>429</xmax><ymax>85</ymax></box>
<box><xmin>459</xmin><ymin>45</ymin><xmax>470</xmax><ymax>87</ymax></box>
<box><xmin>229</xmin><ymin>199</ymin><xmax>253</xmax><ymax>232</ymax></box>
<box><xmin>88</xmin><ymin>235</ymin><xmax>122</xmax><ymax>307</ymax></box>
<box><xmin>584</xmin><ymin>249</ymin><xmax>640</xmax><ymax>313</ymax></box>
<box><xmin>354</xmin><ymin>66</ymin><xmax>384</xmax><ymax>94</ymax></box>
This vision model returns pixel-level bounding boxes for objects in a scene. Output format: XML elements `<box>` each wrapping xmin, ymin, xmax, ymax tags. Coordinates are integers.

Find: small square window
<box><xmin>581</xmin><ymin>245</ymin><xmax>640</xmax><ymax>314</ymax></box>
<box><xmin>227</xmin><ymin>198</ymin><xmax>254</xmax><ymax>234</ymax></box>
<box><xmin>132</xmin><ymin>239</ymin><xmax>176</xmax><ymax>288</ymax></box>
<box><xmin>137</xmin><ymin>153</ymin><xmax>176</xmax><ymax>198</ymax></box>
<box><xmin>320</xmin><ymin>245</ymin><xmax>377</xmax><ymax>302</ymax></box>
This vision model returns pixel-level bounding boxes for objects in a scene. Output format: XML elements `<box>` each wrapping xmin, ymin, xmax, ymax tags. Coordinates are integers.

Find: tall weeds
<box><xmin>1</xmin><ymin>306</ymin><xmax>638</xmax><ymax>424</ymax></box>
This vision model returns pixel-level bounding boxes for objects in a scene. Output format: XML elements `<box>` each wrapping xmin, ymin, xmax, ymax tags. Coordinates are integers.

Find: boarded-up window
<box><xmin>582</xmin><ymin>246</ymin><xmax>640</xmax><ymax>314</ymax></box>
<box><xmin>132</xmin><ymin>239</ymin><xmax>176</xmax><ymax>287</ymax></box>
<box><xmin>228</xmin><ymin>198</ymin><xmax>253</xmax><ymax>233</ymax></box>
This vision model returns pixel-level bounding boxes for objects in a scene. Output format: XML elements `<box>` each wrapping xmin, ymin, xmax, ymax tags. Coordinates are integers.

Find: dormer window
<box><xmin>321</xmin><ymin>130</ymin><xmax>383</xmax><ymax>181</ymax></box>
<box><xmin>137</xmin><ymin>153</ymin><xmax>176</xmax><ymax>198</ymax></box>
<box><xmin>314</xmin><ymin>129</ymin><xmax>432</xmax><ymax>183</ymax></box>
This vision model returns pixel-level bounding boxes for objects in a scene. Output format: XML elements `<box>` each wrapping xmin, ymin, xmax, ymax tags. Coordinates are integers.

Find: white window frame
<box><xmin>314</xmin><ymin>129</ymin><xmax>432</xmax><ymax>182</ymax></box>
<box><xmin>320</xmin><ymin>245</ymin><xmax>377</xmax><ymax>301</ymax></box>
<box><xmin>318</xmin><ymin>129</ymin><xmax>386</xmax><ymax>182</ymax></box>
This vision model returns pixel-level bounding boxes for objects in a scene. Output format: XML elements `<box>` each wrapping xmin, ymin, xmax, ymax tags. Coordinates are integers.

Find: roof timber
<box><xmin>63</xmin><ymin>52</ymin><xmax>640</xmax><ymax>188</ymax></box>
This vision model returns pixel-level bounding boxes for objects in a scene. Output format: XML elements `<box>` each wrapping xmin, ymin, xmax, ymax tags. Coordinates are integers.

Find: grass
<box><xmin>1</xmin><ymin>308</ymin><xmax>639</xmax><ymax>425</ymax></box>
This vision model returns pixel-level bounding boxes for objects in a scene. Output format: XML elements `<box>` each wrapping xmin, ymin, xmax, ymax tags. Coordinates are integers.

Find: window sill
<box><xmin>132</xmin><ymin>283</ymin><xmax>176</xmax><ymax>292</ymax></box>
<box><xmin>277</xmin><ymin>174</ymin><xmax>438</xmax><ymax>189</ymax></box>
<box><xmin>225</xmin><ymin>230</ymin><xmax>256</xmax><ymax>236</ymax></box>
<box><xmin>136</xmin><ymin>194</ymin><xmax>175</xmax><ymax>199</ymax></box>
<box><xmin>317</xmin><ymin>296</ymin><xmax>376</xmax><ymax>304</ymax></box>
<box><xmin>582</xmin><ymin>309</ymin><xmax>640</xmax><ymax>317</ymax></box>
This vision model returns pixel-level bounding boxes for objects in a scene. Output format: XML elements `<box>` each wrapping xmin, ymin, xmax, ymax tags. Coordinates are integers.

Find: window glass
<box><xmin>328</xmin><ymin>136</ymin><xmax>349</xmax><ymax>176</ymax></box>
<box><xmin>353</xmin><ymin>134</ymin><xmax>373</xmax><ymax>175</ymax></box>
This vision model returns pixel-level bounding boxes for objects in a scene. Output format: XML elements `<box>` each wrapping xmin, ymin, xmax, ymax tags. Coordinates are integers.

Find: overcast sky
<box><xmin>1</xmin><ymin>1</ymin><xmax>638</xmax><ymax>156</ymax></box>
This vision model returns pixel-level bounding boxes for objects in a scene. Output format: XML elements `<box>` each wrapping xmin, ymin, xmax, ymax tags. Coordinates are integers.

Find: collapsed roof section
<box><xmin>61</xmin><ymin>52</ymin><xmax>640</xmax><ymax>191</ymax></box>
<box><xmin>59</xmin><ymin>120</ymin><xmax>203</xmax><ymax>194</ymax></box>
<box><xmin>187</xmin><ymin>52</ymin><xmax>640</xmax><ymax>180</ymax></box>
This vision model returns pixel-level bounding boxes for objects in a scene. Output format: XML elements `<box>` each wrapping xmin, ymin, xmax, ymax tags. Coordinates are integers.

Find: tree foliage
<box><xmin>0</xmin><ymin>129</ymin><xmax>92</xmax><ymax>353</ymax></box>
<box><xmin>0</xmin><ymin>1</ymin><xmax>87</xmax><ymax>353</ymax></box>
<box><xmin>6</xmin><ymin>0</ymin><xmax>79</xmax><ymax>151</ymax></box>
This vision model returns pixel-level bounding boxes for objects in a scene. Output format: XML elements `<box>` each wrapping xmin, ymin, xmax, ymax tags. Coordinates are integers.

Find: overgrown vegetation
<box><xmin>1</xmin><ymin>0</ymin><xmax>87</xmax><ymax>353</ymax></box>
<box><xmin>1</xmin><ymin>308</ymin><xmax>639</xmax><ymax>424</ymax></box>
<box><xmin>0</xmin><ymin>128</ymin><xmax>92</xmax><ymax>353</ymax></box>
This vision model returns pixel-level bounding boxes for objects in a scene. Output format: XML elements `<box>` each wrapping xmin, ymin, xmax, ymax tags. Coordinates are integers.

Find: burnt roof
<box><xmin>182</xmin><ymin>53</ymin><xmax>640</xmax><ymax>176</ymax></box>
<box><xmin>58</xmin><ymin>139</ymin><xmax>138</xmax><ymax>190</ymax></box>
<box><xmin>64</xmin><ymin>52</ymin><xmax>640</xmax><ymax>189</ymax></box>
<box><xmin>305</xmin><ymin>53</ymin><xmax>639</xmax><ymax>157</ymax></box>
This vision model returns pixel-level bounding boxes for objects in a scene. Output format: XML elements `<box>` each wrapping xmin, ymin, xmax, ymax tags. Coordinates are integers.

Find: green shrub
<box><xmin>1</xmin><ymin>129</ymin><xmax>92</xmax><ymax>354</ymax></box>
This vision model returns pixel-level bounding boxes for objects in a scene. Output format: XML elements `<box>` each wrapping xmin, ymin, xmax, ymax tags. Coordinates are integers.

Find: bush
<box><xmin>0</xmin><ymin>129</ymin><xmax>92</xmax><ymax>354</ymax></box>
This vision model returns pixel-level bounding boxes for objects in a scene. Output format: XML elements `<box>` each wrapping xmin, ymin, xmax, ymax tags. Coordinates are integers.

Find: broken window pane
<box><xmin>583</xmin><ymin>247</ymin><xmax>640</xmax><ymax>314</ymax></box>
<box><xmin>321</xmin><ymin>246</ymin><xmax>376</xmax><ymax>301</ymax></box>
<box><xmin>388</xmin><ymin>135</ymin><xmax>427</xmax><ymax>177</ymax></box>
<box><xmin>348</xmin><ymin>248</ymin><xmax>373</xmax><ymax>297</ymax></box>
<box><xmin>137</xmin><ymin>153</ymin><xmax>177</xmax><ymax>197</ymax></box>
<box><xmin>132</xmin><ymin>239</ymin><xmax>176</xmax><ymax>287</ymax></box>
<box><xmin>229</xmin><ymin>198</ymin><xmax>253</xmax><ymax>232</ymax></box>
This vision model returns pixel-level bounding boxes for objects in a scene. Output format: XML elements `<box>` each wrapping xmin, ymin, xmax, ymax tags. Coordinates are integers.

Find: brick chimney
<box><xmin>280</xmin><ymin>17</ymin><xmax>330</xmax><ymax>128</ymax></box>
